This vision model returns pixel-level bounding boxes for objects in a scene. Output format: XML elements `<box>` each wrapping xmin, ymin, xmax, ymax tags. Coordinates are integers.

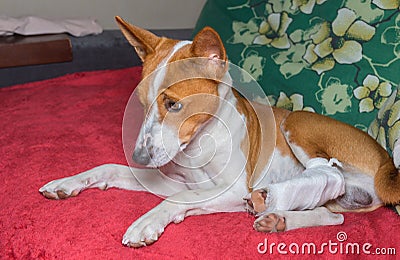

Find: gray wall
<box><xmin>1</xmin><ymin>0</ymin><xmax>206</xmax><ymax>29</ymax></box>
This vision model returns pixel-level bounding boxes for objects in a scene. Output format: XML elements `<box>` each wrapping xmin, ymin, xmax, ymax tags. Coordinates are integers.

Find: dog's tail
<box><xmin>375</xmin><ymin>158</ymin><xmax>400</xmax><ymax>205</ymax></box>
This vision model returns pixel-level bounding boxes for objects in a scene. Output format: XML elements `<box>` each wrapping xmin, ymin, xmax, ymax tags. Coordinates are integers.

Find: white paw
<box><xmin>39</xmin><ymin>175</ymin><xmax>87</xmax><ymax>199</ymax></box>
<box><xmin>122</xmin><ymin>214</ymin><xmax>167</xmax><ymax>248</ymax></box>
<box><xmin>254</xmin><ymin>213</ymin><xmax>286</xmax><ymax>233</ymax></box>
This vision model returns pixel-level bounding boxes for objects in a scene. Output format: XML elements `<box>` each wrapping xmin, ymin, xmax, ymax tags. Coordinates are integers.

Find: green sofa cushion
<box><xmin>194</xmin><ymin>0</ymin><xmax>400</xmax><ymax>152</ymax></box>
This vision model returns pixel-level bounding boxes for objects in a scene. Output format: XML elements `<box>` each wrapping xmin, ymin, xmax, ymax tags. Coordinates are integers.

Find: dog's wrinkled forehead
<box><xmin>134</xmin><ymin>39</ymin><xmax>183</xmax><ymax>108</ymax></box>
<box><xmin>144</xmin><ymin>40</ymin><xmax>192</xmax><ymax>105</ymax></box>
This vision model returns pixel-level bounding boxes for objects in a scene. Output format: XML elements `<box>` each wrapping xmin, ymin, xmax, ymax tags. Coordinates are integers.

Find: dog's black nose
<box><xmin>132</xmin><ymin>146</ymin><xmax>151</xmax><ymax>165</ymax></box>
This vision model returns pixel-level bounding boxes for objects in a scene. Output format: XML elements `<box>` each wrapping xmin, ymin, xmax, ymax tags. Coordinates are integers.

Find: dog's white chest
<box><xmin>253</xmin><ymin>149</ymin><xmax>304</xmax><ymax>189</ymax></box>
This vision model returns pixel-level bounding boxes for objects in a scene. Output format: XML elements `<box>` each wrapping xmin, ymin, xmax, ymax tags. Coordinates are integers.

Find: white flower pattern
<box><xmin>220</xmin><ymin>0</ymin><xmax>400</xmax><ymax>152</ymax></box>
<box><xmin>304</xmin><ymin>8</ymin><xmax>376</xmax><ymax>74</ymax></box>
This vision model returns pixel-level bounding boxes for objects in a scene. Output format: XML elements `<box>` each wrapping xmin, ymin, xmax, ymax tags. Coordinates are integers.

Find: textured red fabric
<box><xmin>0</xmin><ymin>67</ymin><xmax>399</xmax><ymax>259</ymax></box>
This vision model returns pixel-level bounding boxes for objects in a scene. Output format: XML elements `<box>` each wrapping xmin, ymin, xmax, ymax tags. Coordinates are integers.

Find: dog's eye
<box><xmin>165</xmin><ymin>99</ymin><xmax>183</xmax><ymax>112</ymax></box>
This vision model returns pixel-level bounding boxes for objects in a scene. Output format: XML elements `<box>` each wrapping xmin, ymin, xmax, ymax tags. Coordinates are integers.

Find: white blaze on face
<box><xmin>134</xmin><ymin>41</ymin><xmax>192</xmax><ymax>167</ymax></box>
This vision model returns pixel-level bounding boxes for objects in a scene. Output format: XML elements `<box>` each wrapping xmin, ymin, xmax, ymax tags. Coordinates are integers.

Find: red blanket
<box><xmin>0</xmin><ymin>67</ymin><xmax>398</xmax><ymax>259</ymax></box>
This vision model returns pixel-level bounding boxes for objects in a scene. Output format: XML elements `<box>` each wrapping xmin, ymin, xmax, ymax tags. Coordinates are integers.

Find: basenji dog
<box><xmin>39</xmin><ymin>16</ymin><xmax>400</xmax><ymax>248</ymax></box>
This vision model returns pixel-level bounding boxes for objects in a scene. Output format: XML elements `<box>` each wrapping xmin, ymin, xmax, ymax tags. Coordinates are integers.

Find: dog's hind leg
<box><xmin>39</xmin><ymin>164</ymin><xmax>180</xmax><ymax>199</ymax></box>
<box><xmin>254</xmin><ymin>207</ymin><xmax>344</xmax><ymax>232</ymax></box>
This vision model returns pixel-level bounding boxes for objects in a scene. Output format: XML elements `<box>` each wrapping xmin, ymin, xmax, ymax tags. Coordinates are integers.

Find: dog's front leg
<box><xmin>123</xmin><ymin>184</ymin><xmax>245</xmax><ymax>248</ymax></box>
<box><xmin>253</xmin><ymin>207</ymin><xmax>344</xmax><ymax>232</ymax></box>
<box><xmin>39</xmin><ymin>164</ymin><xmax>180</xmax><ymax>199</ymax></box>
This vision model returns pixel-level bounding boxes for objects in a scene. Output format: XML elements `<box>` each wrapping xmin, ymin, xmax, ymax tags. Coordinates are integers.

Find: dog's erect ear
<box><xmin>191</xmin><ymin>27</ymin><xmax>226</xmax><ymax>61</ymax></box>
<box><xmin>115</xmin><ymin>16</ymin><xmax>160</xmax><ymax>61</ymax></box>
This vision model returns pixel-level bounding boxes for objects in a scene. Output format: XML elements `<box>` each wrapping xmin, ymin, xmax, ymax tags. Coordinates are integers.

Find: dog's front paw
<box><xmin>122</xmin><ymin>216</ymin><xmax>167</xmax><ymax>248</ymax></box>
<box><xmin>254</xmin><ymin>213</ymin><xmax>286</xmax><ymax>233</ymax></box>
<box><xmin>39</xmin><ymin>175</ymin><xmax>88</xmax><ymax>200</ymax></box>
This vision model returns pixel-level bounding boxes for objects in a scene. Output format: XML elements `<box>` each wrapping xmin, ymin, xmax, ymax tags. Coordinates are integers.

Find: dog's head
<box><xmin>116</xmin><ymin>16</ymin><xmax>230</xmax><ymax>167</ymax></box>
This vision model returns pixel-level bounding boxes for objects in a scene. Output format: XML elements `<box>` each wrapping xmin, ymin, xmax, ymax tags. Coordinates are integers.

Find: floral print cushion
<box><xmin>193</xmin><ymin>0</ymin><xmax>400</xmax><ymax>153</ymax></box>
<box><xmin>369</xmin><ymin>88</ymin><xmax>400</xmax><ymax>155</ymax></box>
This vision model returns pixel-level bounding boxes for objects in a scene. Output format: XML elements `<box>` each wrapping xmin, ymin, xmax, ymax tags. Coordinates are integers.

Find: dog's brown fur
<box><xmin>115</xmin><ymin>16</ymin><xmax>400</xmax><ymax>207</ymax></box>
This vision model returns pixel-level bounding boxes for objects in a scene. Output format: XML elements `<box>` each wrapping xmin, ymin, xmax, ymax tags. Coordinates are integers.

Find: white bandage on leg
<box><xmin>262</xmin><ymin>158</ymin><xmax>345</xmax><ymax>212</ymax></box>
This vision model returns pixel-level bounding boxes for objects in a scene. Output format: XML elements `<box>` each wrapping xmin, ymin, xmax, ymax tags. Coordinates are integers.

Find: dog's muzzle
<box><xmin>132</xmin><ymin>134</ymin><xmax>152</xmax><ymax>166</ymax></box>
<box><xmin>132</xmin><ymin>146</ymin><xmax>151</xmax><ymax>165</ymax></box>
